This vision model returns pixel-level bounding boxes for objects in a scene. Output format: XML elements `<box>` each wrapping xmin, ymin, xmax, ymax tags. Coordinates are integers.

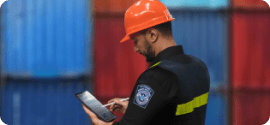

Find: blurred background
<box><xmin>0</xmin><ymin>0</ymin><xmax>269</xmax><ymax>124</ymax></box>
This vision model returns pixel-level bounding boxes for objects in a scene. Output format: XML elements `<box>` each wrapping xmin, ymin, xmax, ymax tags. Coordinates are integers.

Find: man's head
<box><xmin>121</xmin><ymin>0</ymin><xmax>176</xmax><ymax>62</ymax></box>
<box><xmin>130</xmin><ymin>21</ymin><xmax>174</xmax><ymax>62</ymax></box>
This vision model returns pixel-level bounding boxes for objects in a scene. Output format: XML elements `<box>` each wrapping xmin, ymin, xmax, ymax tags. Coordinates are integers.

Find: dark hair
<box><xmin>139</xmin><ymin>21</ymin><xmax>173</xmax><ymax>37</ymax></box>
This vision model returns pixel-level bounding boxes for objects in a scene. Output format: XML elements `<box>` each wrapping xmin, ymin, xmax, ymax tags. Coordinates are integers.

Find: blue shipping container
<box><xmin>170</xmin><ymin>10</ymin><xmax>228</xmax><ymax>89</ymax></box>
<box><xmin>0</xmin><ymin>0</ymin><xmax>92</xmax><ymax>77</ymax></box>
<box><xmin>205</xmin><ymin>91</ymin><xmax>228</xmax><ymax>125</ymax></box>
<box><xmin>160</xmin><ymin>0</ymin><xmax>229</xmax><ymax>8</ymax></box>
<box><xmin>1</xmin><ymin>78</ymin><xmax>92</xmax><ymax>125</ymax></box>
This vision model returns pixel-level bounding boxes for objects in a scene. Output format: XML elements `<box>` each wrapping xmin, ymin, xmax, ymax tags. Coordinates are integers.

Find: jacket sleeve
<box><xmin>112</xmin><ymin>75</ymin><xmax>179</xmax><ymax>125</ymax></box>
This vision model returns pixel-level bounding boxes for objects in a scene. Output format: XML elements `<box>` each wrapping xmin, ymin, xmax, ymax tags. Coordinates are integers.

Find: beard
<box><xmin>143</xmin><ymin>39</ymin><xmax>156</xmax><ymax>62</ymax></box>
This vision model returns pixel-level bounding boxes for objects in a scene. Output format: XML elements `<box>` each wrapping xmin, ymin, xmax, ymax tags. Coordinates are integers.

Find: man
<box><xmin>82</xmin><ymin>0</ymin><xmax>210</xmax><ymax>125</ymax></box>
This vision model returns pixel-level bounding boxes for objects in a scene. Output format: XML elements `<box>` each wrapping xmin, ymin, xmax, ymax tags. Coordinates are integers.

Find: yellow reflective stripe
<box><xmin>150</xmin><ymin>61</ymin><xmax>161</xmax><ymax>68</ymax></box>
<box><xmin>175</xmin><ymin>92</ymin><xmax>209</xmax><ymax>116</ymax></box>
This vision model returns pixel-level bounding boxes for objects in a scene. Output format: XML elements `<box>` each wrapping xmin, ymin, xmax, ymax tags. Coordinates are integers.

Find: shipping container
<box><xmin>205</xmin><ymin>91</ymin><xmax>228</xmax><ymax>125</ymax></box>
<box><xmin>230</xmin><ymin>11</ymin><xmax>270</xmax><ymax>89</ymax></box>
<box><xmin>170</xmin><ymin>9</ymin><xmax>229</xmax><ymax>89</ymax></box>
<box><xmin>231</xmin><ymin>90</ymin><xmax>270</xmax><ymax>125</ymax></box>
<box><xmin>0</xmin><ymin>0</ymin><xmax>92</xmax><ymax>77</ymax></box>
<box><xmin>94</xmin><ymin>0</ymin><xmax>137</xmax><ymax>13</ymax></box>
<box><xmin>160</xmin><ymin>0</ymin><xmax>229</xmax><ymax>8</ymax></box>
<box><xmin>231</xmin><ymin>0</ymin><xmax>269</xmax><ymax>9</ymax></box>
<box><xmin>93</xmin><ymin>17</ymin><xmax>148</xmax><ymax>99</ymax></box>
<box><xmin>1</xmin><ymin>77</ymin><xmax>92</xmax><ymax>125</ymax></box>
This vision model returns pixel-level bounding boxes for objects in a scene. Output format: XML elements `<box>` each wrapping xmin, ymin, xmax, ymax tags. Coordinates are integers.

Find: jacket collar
<box><xmin>150</xmin><ymin>45</ymin><xmax>184</xmax><ymax>68</ymax></box>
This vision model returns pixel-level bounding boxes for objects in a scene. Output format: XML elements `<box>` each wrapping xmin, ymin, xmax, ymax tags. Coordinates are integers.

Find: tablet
<box><xmin>74</xmin><ymin>91</ymin><xmax>117</xmax><ymax>122</ymax></box>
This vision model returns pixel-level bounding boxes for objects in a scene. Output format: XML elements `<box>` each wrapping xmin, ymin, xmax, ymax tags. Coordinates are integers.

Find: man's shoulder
<box><xmin>139</xmin><ymin>66</ymin><xmax>177</xmax><ymax>84</ymax></box>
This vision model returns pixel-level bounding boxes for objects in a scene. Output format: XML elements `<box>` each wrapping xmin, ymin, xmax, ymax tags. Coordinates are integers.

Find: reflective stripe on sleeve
<box><xmin>175</xmin><ymin>92</ymin><xmax>209</xmax><ymax>116</ymax></box>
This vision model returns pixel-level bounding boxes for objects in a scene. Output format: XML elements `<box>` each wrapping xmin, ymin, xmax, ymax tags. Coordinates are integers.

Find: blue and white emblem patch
<box><xmin>133</xmin><ymin>84</ymin><xmax>154</xmax><ymax>109</ymax></box>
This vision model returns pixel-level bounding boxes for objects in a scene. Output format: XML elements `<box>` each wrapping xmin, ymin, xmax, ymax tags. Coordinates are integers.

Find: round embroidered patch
<box><xmin>136</xmin><ymin>89</ymin><xmax>150</xmax><ymax>105</ymax></box>
<box><xmin>133</xmin><ymin>84</ymin><xmax>154</xmax><ymax>109</ymax></box>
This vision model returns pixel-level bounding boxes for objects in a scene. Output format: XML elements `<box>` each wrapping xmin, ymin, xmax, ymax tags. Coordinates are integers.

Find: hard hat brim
<box><xmin>120</xmin><ymin>18</ymin><xmax>175</xmax><ymax>43</ymax></box>
<box><xmin>120</xmin><ymin>35</ymin><xmax>130</xmax><ymax>43</ymax></box>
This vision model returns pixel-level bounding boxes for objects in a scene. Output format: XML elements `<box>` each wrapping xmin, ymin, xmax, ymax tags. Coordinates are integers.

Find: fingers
<box><xmin>110</xmin><ymin>102</ymin><xmax>129</xmax><ymax>113</ymax></box>
<box><xmin>82</xmin><ymin>104</ymin><xmax>111</xmax><ymax>125</ymax></box>
<box><xmin>110</xmin><ymin>103</ymin><xmax>118</xmax><ymax>112</ymax></box>
<box><xmin>107</xmin><ymin>98</ymin><xmax>120</xmax><ymax>103</ymax></box>
<box><xmin>109</xmin><ymin>101</ymin><xmax>115</xmax><ymax>111</ymax></box>
<box><xmin>108</xmin><ymin>97</ymin><xmax>129</xmax><ymax>113</ymax></box>
<box><xmin>114</xmin><ymin>99</ymin><xmax>128</xmax><ymax>106</ymax></box>
<box><xmin>110</xmin><ymin>104</ymin><xmax>122</xmax><ymax>112</ymax></box>
<box><xmin>108</xmin><ymin>98</ymin><xmax>129</xmax><ymax>105</ymax></box>
<box><xmin>108</xmin><ymin>98</ymin><xmax>121</xmax><ymax>111</ymax></box>
<box><xmin>82</xmin><ymin>104</ymin><xmax>97</xmax><ymax>118</ymax></box>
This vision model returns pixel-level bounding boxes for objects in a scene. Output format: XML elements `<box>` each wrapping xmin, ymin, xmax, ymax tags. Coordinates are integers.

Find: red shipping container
<box><xmin>93</xmin><ymin>16</ymin><xmax>149</xmax><ymax>121</ymax></box>
<box><xmin>232</xmin><ymin>0</ymin><xmax>269</xmax><ymax>9</ymax></box>
<box><xmin>94</xmin><ymin>17</ymin><xmax>148</xmax><ymax>98</ymax></box>
<box><xmin>94</xmin><ymin>0</ymin><xmax>138</xmax><ymax>13</ymax></box>
<box><xmin>230</xmin><ymin>11</ymin><xmax>270</xmax><ymax>89</ymax></box>
<box><xmin>231</xmin><ymin>90</ymin><xmax>270</xmax><ymax>125</ymax></box>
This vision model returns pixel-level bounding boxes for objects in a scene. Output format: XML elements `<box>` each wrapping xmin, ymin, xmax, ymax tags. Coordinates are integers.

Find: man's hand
<box><xmin>108</xmin><ymin>98</ymin><xmax>129</xmax><ymax>114</ymax></box>
<box><xmin>82</xmin><ymin>104</ymin><xmax>113</xmax><ymax>125</ymax></box>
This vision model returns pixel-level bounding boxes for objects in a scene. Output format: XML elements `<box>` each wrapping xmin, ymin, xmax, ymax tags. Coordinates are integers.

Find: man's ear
<box><xmin>146</xmin><ymin>28</ymin><xmax>159</xmax><ymax>43</ymax></box>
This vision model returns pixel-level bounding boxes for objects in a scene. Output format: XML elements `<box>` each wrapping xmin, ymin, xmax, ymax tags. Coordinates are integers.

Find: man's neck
<box><xmin>154</xmin><ymin>39</ymin><xmax>177</xmax><ymax>57</ymax></box>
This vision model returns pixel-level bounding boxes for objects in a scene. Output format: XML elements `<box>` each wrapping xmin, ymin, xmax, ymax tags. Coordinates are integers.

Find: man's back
<box><xmin>114</xmin><ymin>46</ymin><xmax>210</xmax><ymax>125</ymax></box>
<box><xmin>155</xmin><ymin>54</ymin><xmax>210</xmax><ymax>124</ymax></box>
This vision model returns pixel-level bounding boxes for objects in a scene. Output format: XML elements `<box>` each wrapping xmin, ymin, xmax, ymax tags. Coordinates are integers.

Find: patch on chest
<box><xmin>133</xmin><ymin>84</ymin><xmax>154</xmax><ymax>109</ymax></box>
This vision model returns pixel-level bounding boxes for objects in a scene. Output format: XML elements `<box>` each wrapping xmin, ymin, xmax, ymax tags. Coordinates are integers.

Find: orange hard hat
<box><xmin>120</xmin><ymin>0</ymin><xmax>175</xmax><ymax>43</ymax></box>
